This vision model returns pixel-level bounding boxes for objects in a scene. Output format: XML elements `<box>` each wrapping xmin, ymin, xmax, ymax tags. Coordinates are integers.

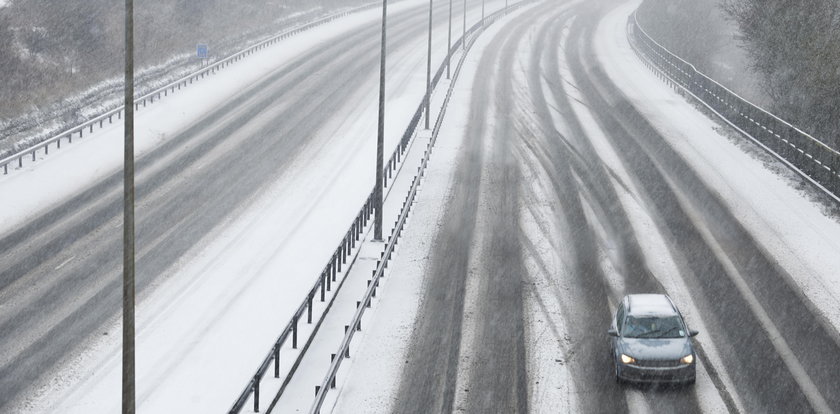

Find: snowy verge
<box><xmin>0</xmin><ymin>2</ymin><xmax>381</xmax><ymax>162</ymax></box>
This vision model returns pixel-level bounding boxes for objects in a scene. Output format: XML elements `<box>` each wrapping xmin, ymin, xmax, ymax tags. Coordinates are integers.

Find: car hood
<box><xmin>618</xmin><ymin>337</ymin><xmax>692</xmax><ymax>360</ymax></box>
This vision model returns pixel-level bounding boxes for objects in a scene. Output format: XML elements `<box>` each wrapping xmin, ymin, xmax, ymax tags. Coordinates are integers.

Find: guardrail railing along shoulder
<box><xmin>628</xmin><ymin>10</ymin><xmax>840</xmax><ymax>200</ymax></box>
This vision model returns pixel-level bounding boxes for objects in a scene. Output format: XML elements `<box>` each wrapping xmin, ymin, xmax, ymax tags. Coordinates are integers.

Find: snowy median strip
<box><xmin>257</xmin><ymin>4</ymin><xmax>531</xmax><ymax>413</ymax></box>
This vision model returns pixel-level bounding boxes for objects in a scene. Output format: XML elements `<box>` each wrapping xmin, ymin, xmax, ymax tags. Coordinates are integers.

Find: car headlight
<box><xmin>680</xmin><ymin>354</ymin><xmax>694</xmax><ymax>364</ymax></box>
<box><xmin>620</xmin><ymin>354</ymin><xmax>635</xmax><ymax>364</ymax></box>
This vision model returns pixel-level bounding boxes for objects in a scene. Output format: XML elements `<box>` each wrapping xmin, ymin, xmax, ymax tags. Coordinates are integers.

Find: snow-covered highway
<box><xmin>2</xmin><ymin>0</ymin><xmax>840</xmax><ymax>413</ymax></box>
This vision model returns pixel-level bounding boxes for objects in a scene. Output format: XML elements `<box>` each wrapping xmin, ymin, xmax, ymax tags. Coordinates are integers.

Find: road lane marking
<box><xmin>55</xmin><ymin>255</ymin><xmax>76</xmax><ymax>271</ymax></box>
<box><xmin>676</xmin><ymin>188</ymin><xmax>832</xmax><ymax>414</ymax></box>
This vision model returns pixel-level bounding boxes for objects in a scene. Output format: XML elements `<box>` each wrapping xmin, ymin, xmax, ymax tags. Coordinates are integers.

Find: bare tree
<box><xmin>722</xmin><ymin>0</ymin><xmax>840</xmax><ymax>148</ymax></box>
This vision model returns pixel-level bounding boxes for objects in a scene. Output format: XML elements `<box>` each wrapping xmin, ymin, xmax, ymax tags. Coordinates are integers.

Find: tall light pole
<box><xmin>446</xmin><ymin>0</ymin><xmax>452</xmax><ymax>80</ymax></box>
<box><xmin>424</xmin><ymin>0</ymin><xmax>433</xmax><ymax>129</ymax></box>
<box><xmin>462</xmin><ymin>0</ymin><xmax>466</xmax><ymax>51</ymax></box>
<box><xmin>375</xmin><ymin>0</ymin><xmax>387</xmax><ymax>241</ymax></box>
<box><xmin>482</xmin><ymin>0</ymin><xmax>485</xmax><ymax>26</ymax></box>
<box><xmin>122</xmin><ymin>0</ymin><xmax>136</xmax><ymax>413</ymax></box>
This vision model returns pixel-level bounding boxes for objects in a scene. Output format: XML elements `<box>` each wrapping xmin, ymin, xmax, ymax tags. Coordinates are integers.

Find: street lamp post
<box><xmin>482</xmin><ymin>0</ymin><xmax>485</xmax><ymax>26</ymax></box>
<box><xmin>375</xmin><ymin>0</ymin><xmax>388</xmax><ymax>241</ymax></box>
<box><xmin>122</xmin><ymin>0</ymin><xmax>136</xmax><ymax>413</ymax></box>
<box><xmin>462</xmin><ymin>0</ymin><xmax>466</xmax><ymax>51</ymax></box>
<box><xmin>425</xmin><ymin>0</ymin><xmax>433</xmax><ymax>129</ymax></box>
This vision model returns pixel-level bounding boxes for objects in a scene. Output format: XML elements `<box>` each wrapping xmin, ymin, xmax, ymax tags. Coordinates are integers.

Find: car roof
<box><xmin>626</xmin><ymin>294</ymin><xmax>678</xmax><ymax>316</ymax></box>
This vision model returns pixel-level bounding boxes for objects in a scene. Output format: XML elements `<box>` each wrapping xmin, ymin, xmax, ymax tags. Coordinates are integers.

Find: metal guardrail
<box><xmin>0</xmin><ymin>2</ymin><xmax>383</xmax><ymax>176</ymax></box>
<box><xmin>226</xmin><ymin>188</ymin><xmax>375</xmax><ymax>414</ymax></box>
<box><xmin>307</xmin><ymin>3</ymin><xmax>527</xmax><ymax>413</ymax></box>
<box><xmin>627</xmin><ymin>11</ymin><xmax>840</xmax><ymax>200</ymax></box>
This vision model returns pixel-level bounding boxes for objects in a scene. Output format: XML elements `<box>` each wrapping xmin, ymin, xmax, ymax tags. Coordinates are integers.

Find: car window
<box><xmin>621</xmin><ymin>315</ymin><xmax>685</xmax><ymax>339</ymax></box>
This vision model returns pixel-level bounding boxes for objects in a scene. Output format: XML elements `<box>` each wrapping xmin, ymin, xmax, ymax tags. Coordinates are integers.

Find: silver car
<box><xmin>608</xmin><ymin>294</ymin><xmax>698</xmax><ymax>385</ymax></box>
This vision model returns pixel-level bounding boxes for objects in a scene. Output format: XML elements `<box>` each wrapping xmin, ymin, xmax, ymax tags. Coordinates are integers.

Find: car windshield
<box><xmin>622</xmin><ymin>315</ymin><xmax>685</xmax><ymax>339</ymax></box>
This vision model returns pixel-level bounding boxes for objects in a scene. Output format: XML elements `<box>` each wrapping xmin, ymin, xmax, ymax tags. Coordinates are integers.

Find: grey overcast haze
<box><xmin>1</xmin><ymin>0</ymin><xmax>840</xmax><ymax>413</ymax></box>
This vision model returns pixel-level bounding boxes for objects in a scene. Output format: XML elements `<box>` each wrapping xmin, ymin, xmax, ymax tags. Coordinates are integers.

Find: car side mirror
<box><xmin>607</xmin><ymin>328</ymin><xmax>618</xmax><ymax>337</ymax></box>
<box><xmin>689</xmin><ymin>330</ymin><xmax>699</xmax><ymax>337</ymax></box>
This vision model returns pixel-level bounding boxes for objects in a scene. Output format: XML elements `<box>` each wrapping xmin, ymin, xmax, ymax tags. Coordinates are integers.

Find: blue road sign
<box><xmin>197</xmin><ymin>44</ymin><xmax>208</xmax><ymax>59</ymax></box>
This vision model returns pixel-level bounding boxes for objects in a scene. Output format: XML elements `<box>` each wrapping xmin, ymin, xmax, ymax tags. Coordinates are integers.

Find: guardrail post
<box><xmin>274</xmin><ymin>344</ymin><xmax>280</xmax><ymax>378</ymax></box>
<box><xmin>820</xmin><ymin>153</ymin><xmax>832</xmax><ymax>185</ymax></box>
<box><xmin>778</xmin><ymin>126</ymin><xmax>789</xmax><ymax>158</ymax></box>
<box><xmin>364</xmin><ymin>202</ymin><xmax>370</xmax><ymax>225</ymax></box>
<box><xmin>253</xmin><ymin>375</ymin><xmax>260</xmax><ymax>412</ymax></box>
<box><xmin>293</xmin><ymin>316</ymin><xmax>298</xmax><ymax>349</ymax></box>
<box><xmin>336</xmin><ymin>250</ymin><xmax>342</xmax><ymax>273</ymax></box>
<box><xmin>320</xmin><ymin>274</ymin><xmax>326</xmax><ymax>302</ymax></box>
<box><xmin>45</xmin><ymin>143</ymin><xmax>49</xmax><ymax>155</ymax></box>
<box><xmin>344</xmin><ymin>326</ymin><xmax>351</xmax><ymax>358</ymax></box>
<box><xmin>326</xmin><ymin>270</ymin><xmax>331</xmax><ymax>292</ymax></box>
<box><xmin>330</xmin><ymin>354</ymin><xmax>337</xmax><ymax>388</ymax></box>
<box><xmin>307</xmin><ymin>295</ymin><xmax>313</xmax><ymax>323</ymax></box>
